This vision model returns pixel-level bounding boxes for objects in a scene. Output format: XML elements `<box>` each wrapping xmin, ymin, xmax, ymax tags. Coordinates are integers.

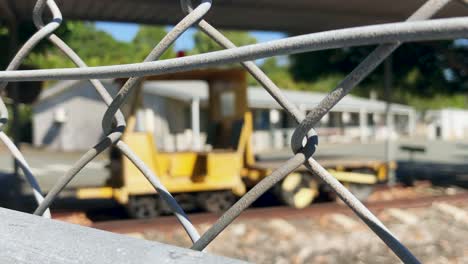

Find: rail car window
<box><xmin>220</xmin><ymin>90</ymin><xmax>235</xmax><ymax>117</ymax></box>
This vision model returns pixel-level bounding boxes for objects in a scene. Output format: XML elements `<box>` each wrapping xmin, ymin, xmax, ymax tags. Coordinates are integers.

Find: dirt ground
<box><xmin>138</xmin><ymin>201</ymin><xmax>468</xmax><ymax>264</ymax></box>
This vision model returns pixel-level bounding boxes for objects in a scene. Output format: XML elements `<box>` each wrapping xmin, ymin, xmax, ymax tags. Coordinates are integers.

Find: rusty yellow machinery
<box><xmin>77</xmin><ymin>68</ymin><xmax>389</xmax><ymax>218</ymax></box>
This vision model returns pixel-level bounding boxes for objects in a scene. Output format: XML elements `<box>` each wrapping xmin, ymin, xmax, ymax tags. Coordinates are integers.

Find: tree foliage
<box><xmin>22</xmin><ymin>22</ymin><xmax>174</xmax><ymax>69</ymax></box>
<box><xmin>191</xmin><ymin>30</ymin><xmax>257</xmax><ymax>54</ymax></box>
<box><xmin>290</xmin><ymin>41</ymin><xmax>468</xmax><ymax>100</ymax></box>
<box><xmin>132</xmin><ymin>25</ymin><xmax>175</xmax><ymax>60</ymax></box>
<box><xmin>3</xmin><ymin>21</ymin><xmax>467</xmax><ymax>110</ymax></box>
<box><xmin>0</xmin><ymin>20</ymin><xmax>69</xmax><ymax>69</ymax></box>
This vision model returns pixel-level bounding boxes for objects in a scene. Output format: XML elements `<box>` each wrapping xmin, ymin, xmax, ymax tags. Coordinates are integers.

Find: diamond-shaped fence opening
<box><xmin>1</xmin><ymin>0</ymin><xmax>467</xmax><ymax>263</ymax></box>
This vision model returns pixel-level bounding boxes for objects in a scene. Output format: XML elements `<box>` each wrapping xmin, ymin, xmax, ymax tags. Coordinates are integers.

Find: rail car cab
<box><xmin>77</xmin><ymin>68</ymin><xmax>389</xmax><ymax>218</ymax></box>
<box><xmin>110</xmin><ymin>69</ymin><xmax>255</xmax><ymax>218</ymax></box>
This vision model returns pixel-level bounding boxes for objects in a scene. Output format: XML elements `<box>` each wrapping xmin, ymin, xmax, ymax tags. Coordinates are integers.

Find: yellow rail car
<box><xmin>78</xmin><ymin>68</ymin><xmax>389</xmax><ymax>218</ymax></box>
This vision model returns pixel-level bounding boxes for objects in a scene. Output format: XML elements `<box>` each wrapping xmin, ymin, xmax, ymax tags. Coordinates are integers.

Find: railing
<box><xmin>0</xmin><ymin>0</ymin><xmax>467</xmax><ymax>263</ymax></box>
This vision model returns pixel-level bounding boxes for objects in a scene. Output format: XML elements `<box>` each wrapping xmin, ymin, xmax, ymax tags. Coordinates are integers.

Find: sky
<box><xmin>94</xmin><ymin>21</ymin><xmax>287</xmax><ymax>51</ymax></box>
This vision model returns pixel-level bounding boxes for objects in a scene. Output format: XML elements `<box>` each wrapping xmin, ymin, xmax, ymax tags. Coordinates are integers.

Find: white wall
<box><xmin>142</xmin><ymin>94</ymin><xmax>194</xmax><ymax>151</ymax></box>
<box><xmin>427</xmin><ymin>109</ymin><xmax>468</xmax><ymax>140</ymax></box>
<box><xmin>33</xmin><ymin>82</ymin><xmax>118</xmax><ymax>151</ymax></box>
<box><xmin>34</xmin><ymin>82</ymin><xmax>416</xmax><ymax>152</ymax></box>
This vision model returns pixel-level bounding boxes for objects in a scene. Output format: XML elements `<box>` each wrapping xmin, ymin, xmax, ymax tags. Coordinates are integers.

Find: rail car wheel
<box><xmin>197</xmin><ymin>191</ymin><xmax>237</xmax><ymax>213</ymax></box>
<box><xmin>277</xmin><ymin>172</ymin><xmax>319</xmax><ymax>209</ymax></box>
<box><xmin>347</xmin><ymin>183</ymin><xmax>375</xmax><ymax>201</ymax></box>
<box><xmin>127</xmin><ymin>196</ymin><xmax>160</xmax><ymax>219</ymax></box>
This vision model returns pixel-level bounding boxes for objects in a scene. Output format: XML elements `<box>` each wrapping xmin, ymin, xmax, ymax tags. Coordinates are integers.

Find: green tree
<box><xmin>290</xmin><ymin>41</ymin><xmax>468</xmax><ymax>99</ymax></box>
<box><xmin>24</xmin><ymin>21</ymin><xmax>134</xmax><ymax>68</ymax></box>
<box><xmin>255</xmin><ymin>57</ymin><xmax>297</xmax><ymax>89</ymax></box>
<box><xmin>0</xmin><ymin>20</ymin><xmax>69</xmax><ymax>69</ymax></box>
<box><xmin>191</xmin><ymin>30</ymin><xmax>257</xmax><ymax>54</ymax></box>
<box><xmin>132</xmin><ymin>25</ymin><xmax>175</xmax><ymax>61</ymax></box>
<box><xmin>23</xmin><ymin>22</ymin><xmax>174</xmax><ymax>69</ymax></box>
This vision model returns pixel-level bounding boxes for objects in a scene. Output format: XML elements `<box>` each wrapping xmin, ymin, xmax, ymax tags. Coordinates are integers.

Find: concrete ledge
<box><xmin>0</xmin><ymin>207</ymin><xmax>248</xmax><ymax>264</ymax></box>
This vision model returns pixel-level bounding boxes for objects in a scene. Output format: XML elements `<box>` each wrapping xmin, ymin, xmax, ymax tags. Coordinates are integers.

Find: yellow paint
<box><xmin>231</xmin><ymin>182</ymin><xmax>247</xmax><ymax>196</ymax></box>
<box><xmin>109</xmin><ymin>69</ymin><xmax>250</xmax><ymax>204</ymax></box>
<box><xmin>242</xmin><ymin>167</ymin><xmax>268</xmax><ymax>182</ymax></box>
<box><xmin>329</xmin><ymin>170</ymin><xmax>378</xmax><ymax>184</ymax></box>
<box><xmin>377</xmin><ymin>165</ymin><xmax>387</xmax><ymax>181</ymax></box>
<box><xmin>76</xmin><ymin>187</ymin><xmax>114</xmax><ymax>199</ymax></box>
<box><xmin>237</xmin><ymin>112</ymin><xmax>255</xmax><ymax>166</ymax></box>
<box><xmin>282</xmin><ymin>173</ymin><xmax>302</xmax><ymax>192</ymax></box>
<box><xmin>166</xmin><ymin>152</ymin><xmax>203</xmax><ymax>177</ymax></box>
<box><xmin>293</xmin><ymin>188</ymin><xmax>316</xmax><ymax>209</ymax></box>
<box><xmin>101</xmin><ymin>68</ymin><xmax>387</xmax><ymax>208</ymax></box>
<box><xmin>113</xmin><ymin>188</ymin><xmax>129</xmax><ymax>204</ymax></box>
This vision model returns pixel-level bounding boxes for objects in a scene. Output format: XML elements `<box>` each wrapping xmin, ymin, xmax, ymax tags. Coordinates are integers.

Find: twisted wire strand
<box><xmin>29</xmin><ymin>0</ymin><xmax>202</xmax><ymax>243</ymax></box>
<box><xmin>286</xmin><ymin>3</ymin><xmax>453</xmax><ymax>263</ymax></box>
<box><xmin>101</xmin><ymin>0</ymin><xmax>212</xmax><ymax>134</ymax></box>
<box><xmin>0</xmin><ymin>17</ymin><xmax>466</xmax><ymax>81</ymax></box>
<box><xmin>188</xmin><ymin>1</ymin><xmax>453</xmax><ymax>263</ymax></box>
<box><xmin>102</xmin><ymin>1</ymin><xmax>212</xmax><ymax>241</ymax></box>
<box><xmin>30</xmin><ymin>0</ymin><xmax>128</xmax><ymax>220</ymax></box>
<box><xmin>101</xmin><ymin>0</ymin><xmax>213</xmax><ymax>242</ymax></box>
<box><xmin>180</xmin><ymin>0</ymin><xmax>306</xmax><ymax>124</ymax></box>
<box><xmin>0</xmin><ymin>132</ymin><xmax>49</xmax><ymax>217</ymax></box>
<box><xmin>0</xmin><ymin>0</ymin><xmax>64</xmax><ymax>218</ymax></box>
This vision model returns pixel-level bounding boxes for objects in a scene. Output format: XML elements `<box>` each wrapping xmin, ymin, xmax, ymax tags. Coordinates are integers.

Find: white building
<box><xmin>33</xmin><ymin>80</ymin><xmax>119</xmax><ymax>151</ymax></box>
<box><xmin>33</xmin><ymin>79</ymin><xmax>416</xmax><ymax>152</ymax></box>
<box><xmin>142</xmin><ymin>81</ymin><xmax>415</xmax><ymax>151</ymax></box>
<box><xmin>424</xmin><ymin>108</ymin><xmax>468</xmax><ymax>140</ymax></box>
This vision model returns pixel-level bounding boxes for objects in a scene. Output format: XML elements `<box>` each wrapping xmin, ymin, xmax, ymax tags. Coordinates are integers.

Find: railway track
<box><xmin>91</xmin><ymin>192</ymin><xmax>468</xmax><ymax>234</ymax></box>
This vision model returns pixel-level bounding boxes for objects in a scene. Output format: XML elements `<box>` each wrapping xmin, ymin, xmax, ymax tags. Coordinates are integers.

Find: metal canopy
<box><xmin>6</xmin><ymin>0</ymin><xmax>468</xmax><ymax>33</ymax></box>
<box><xmin>142</xmin><ymin>81</ymin><xmax>414</xmax><ymax>114</ymax></box>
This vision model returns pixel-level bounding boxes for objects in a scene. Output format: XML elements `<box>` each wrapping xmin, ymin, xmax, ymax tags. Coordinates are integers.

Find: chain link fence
<box><xmin>1</xmin><ymin>0</ymin><xmax>467</xmax><ymax>263</ymax></box>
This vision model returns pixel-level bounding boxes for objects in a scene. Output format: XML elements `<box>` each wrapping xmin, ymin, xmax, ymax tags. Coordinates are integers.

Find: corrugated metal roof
<box><xmin>5</xmin><ymin>0</ymin><xmax>467</xmax><ymax>32</ymax></box>
<box><xmin>38</xmin><ymin>80</ymin><xmax>81</xmax><ymax>101</ymax></box>
<box><xmin>37</xmin><ymin>79</ymin><xmax>414</xmax><ymax>114</ymax></box>
<box><xmin>143</xmin><ymin>80</ymin><xmax>209</xmax><ymax>102</ymax></box>
<box><xmin>143</xmin><ymin>81</ymin><xmax>413</xmax><ymax>114</ymax></box>
<box><xmin>37</xmin><ymin>79</ymin><xmax>115</xmax><ymax>103</ymax></box>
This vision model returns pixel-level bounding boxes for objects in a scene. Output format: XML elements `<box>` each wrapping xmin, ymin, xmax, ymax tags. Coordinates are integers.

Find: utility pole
<box><xmin>384</xmin><ymin>56</ymin><xmax>396</xmax><ymax>185</ymax></box>
<box><xmin>2</xmin><ymin>0</ymin><xmax>20</xmax><ymax>177</ymax></box>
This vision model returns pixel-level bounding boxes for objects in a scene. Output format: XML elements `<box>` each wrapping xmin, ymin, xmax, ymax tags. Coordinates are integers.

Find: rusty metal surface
<box><xmin>4</xmin><ymin>0</ymin><xmax>468</xmax><ymax>32</ymax></box>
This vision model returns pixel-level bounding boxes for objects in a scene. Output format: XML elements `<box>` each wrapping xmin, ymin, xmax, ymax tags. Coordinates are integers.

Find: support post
<box><xmin>408</xmin><ymin>109</ymin><xmax>416</xmax><ymax>137</ymax></box>
<box><xmin>384</xmin><ymin>57</ymin><xmax>396</xmax><ymax>185</ymax></box>
<box><xmin>3</xmin><ymin>1</ymin><xmax>20</xmax><ymax>176</ymax></box>
<box><xmin>359</xmin><ymin>108</ymin><xmax>368</xmax><ymax>143</ymax></box>
<box><xmin>191</xmin><ymin>97</ymin><xmax>201</xmax><ymax>151</ymax></box>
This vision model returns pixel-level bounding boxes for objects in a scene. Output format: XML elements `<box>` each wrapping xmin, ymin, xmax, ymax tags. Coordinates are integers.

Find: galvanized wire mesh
<box><xmin>1</xmin><ymin>0</ymin><xmax>467</xmax><ymax>263</ymax></box>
